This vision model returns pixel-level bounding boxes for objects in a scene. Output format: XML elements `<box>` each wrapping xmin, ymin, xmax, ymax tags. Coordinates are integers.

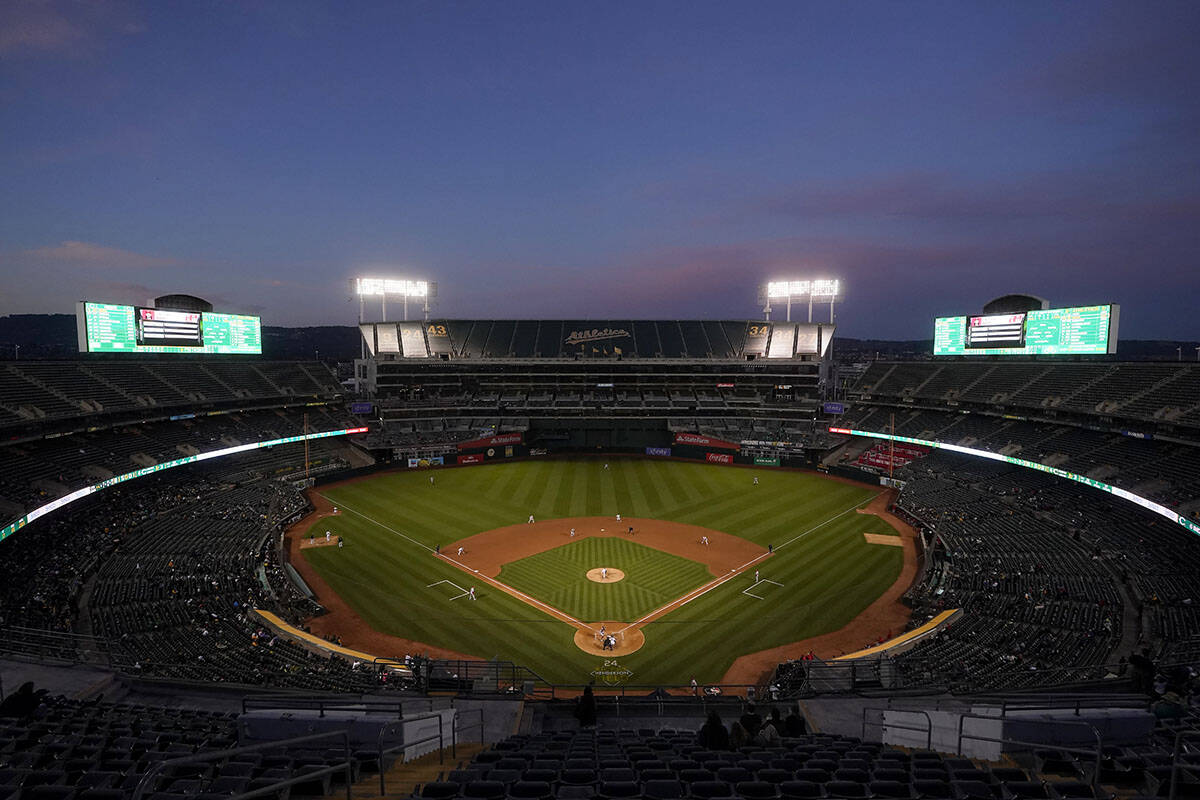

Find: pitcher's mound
<box><xmin>586</xmin><ymin>567</ymin><xmax>624</xmax><ymax>583</ymax></box>
<box><xmin>573</xmin><ymin>622</ymin><xmax>645</xmax><ymax>655</ymax></box>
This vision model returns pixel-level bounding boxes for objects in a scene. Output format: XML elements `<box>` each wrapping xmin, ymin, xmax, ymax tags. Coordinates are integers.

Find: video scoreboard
<box><xmin>77</xmin><ymin>302</ymin><xmax>262</xmax><ymax>354</ymax></box>
<box><xmin>934</xmin><ymin>304</ymin><xmax>1118</xmax><ymax>356</ymax></box>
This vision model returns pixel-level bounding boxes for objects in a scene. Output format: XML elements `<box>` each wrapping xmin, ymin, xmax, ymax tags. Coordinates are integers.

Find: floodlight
<box><xmin>760</xmin><ymin>278</ymin><xmax>842</xmax><ymax>321</ymax></box>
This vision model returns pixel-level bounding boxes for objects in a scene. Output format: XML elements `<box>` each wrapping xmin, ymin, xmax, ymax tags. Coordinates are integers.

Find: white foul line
<box><xmin>615</xmin><ymin>493</ymin><xmax>882</xmax><ymax>634</ymax></box>
<box><xmin>318</xmin><ymin>493</ymin><xmax>434</xmax><ymax>551</ymax></box>
<box><xmin>320</xmin><ymin>494</ymin><xmax>596</xmax><ymax>631</ymax></box>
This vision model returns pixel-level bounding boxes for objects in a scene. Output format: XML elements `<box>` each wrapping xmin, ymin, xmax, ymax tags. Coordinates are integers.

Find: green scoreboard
<box><xmin>934</xmin><ymin>304</ymin><xmax>1118</xmax><ymax>356</ymax></box>
<box><xmin>77</xmin><ymin>302</ymin><xmax>262</xmax><ymax>354</ymax></box>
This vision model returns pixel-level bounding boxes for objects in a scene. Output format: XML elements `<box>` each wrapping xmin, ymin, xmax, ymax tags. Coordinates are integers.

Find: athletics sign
<box><xmin>674</xmin><ymin>432</ymin><xmax>741</xmax><ymax>452</ymax></box>
<box><xmin>565</xmin><ymin>327</ymin><xmax>630</xmax><ymax>345</ymax></box>
<box><xmin>457</xmin><ymin>433</ymin><xmax>523</xmax><ymax>451</ymax></box>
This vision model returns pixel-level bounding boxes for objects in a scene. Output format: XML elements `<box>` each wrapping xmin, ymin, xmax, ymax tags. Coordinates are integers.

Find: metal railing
<box><xmin>0</xmin><ymin>625</ymin><xmax>133</xmax><ymax>669</ymax></box>
<box><xmin>861</xmin><ymin>706</ymin><xmax>933</xmax><ymax>750</ymax></box>
<box><xmin>130</xmin><ymin>729</ymin><xmax>354</xmax><ymax>800</ymax></box>
<box><xmin>377</xmin><ymin>712</ymin><xmax>446</xmax><ymax>796</ymax></box>
<box><xmin>241</xmin><ymin>694</ymin><xmax>404</xmax><ymax>717</ymax></box>
<box><xmin>956</xmin><ymin>712</ymin><xmax>1104</xmax><ymax>789</ymax></box>
<box><xmin>1168</xmin><ymin>730</ymin><xmax>1200</xmax><ymax>800</ymax></box>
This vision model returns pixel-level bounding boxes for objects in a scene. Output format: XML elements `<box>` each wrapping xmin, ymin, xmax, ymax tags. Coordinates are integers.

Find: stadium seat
<box><xmin>869</xmin><ymin>780</ymin><xmax>914</xmax><ymax>798</ymax></box>
<box><xmin>823</xmin><ymin>780</ymin><xmax>871</xmax><ymax>798</ymax></box>
<box><xmin>597</xmin><ymin>780</ymin><xmax>642</xmax><ymax>799</ymax></box>
<box><xmin>463</xmin><ymin>780</ymin><xmax>507</xmax><ymax>800</ymax></box>
<box><xmin>643</xmin><ymin>779</ymin><xmax>688</xmax><ymax>799</ymax></box>
<box><xmin>737</xmin><ymin>780</ymin><xmax>781</xmax><ymax>798</ymax></box>
<box><xmin>507</xmin><ymin>780</ymin><xmax>553</xmax><ymax>799</ymax></box>
<box><xmin>778</xmin><ymin>781</ymin><xmax>825</xmax><ymax>799</ymax></box>
<box><xmin>691</xmin><ymin>781</ymin><xmax>736</xmax><ymax>799</ymax></box>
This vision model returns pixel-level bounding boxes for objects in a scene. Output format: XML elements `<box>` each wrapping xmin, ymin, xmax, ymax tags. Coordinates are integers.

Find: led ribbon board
<box><xmin>828</xmin><ymin>426</ymin><xmax>1200</xmax><ymax>536</ymax></box>
<box><xmin>0</xmin><ymin>427</ymin><xmax>368</xmax><ymax>544</ymax></box>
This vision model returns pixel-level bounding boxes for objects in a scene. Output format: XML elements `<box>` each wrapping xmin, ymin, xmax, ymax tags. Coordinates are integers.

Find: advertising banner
<box><xmin>457</xmin><ymin>454</ymin><xmax>485</xmax><ymax>465</ymax></box>
<box><xmin>822</xmin><ymin>401</ymin><xmax>846</xmax><ymax>414</ymax></box>
<box><xmin>706</xmin><ymin>452</ymin><xmax>734</xmax><ymax>464</ymax></box>
<box><xmin>457</xmin><ymin>433</ymin><xmax>523</xmax><ymax>451</ymax></box>
<box><xmin>645</xmin><ymin>447</ymin><xmax>672</xmax><ymax>457</ymax></box>
<box><xmin>754</xmin><ymin>456</ymin><xmax>781</xmax><ymax>466</ymax></box>
<box><xmin>530</xmin><ymin>448</ymin><xmax>548</xmax><ymax>456</ymax></box>
<box><xmin>407</xmin><ymin>456</ymin><xmax>444</xmax><ymax>468</ymax></box>
<box><xmin>350</xmin><ymin>401</ymin><xmax>374</xmax><ymax>415</ymax></box>
<box><xmin>674</xmin><ymin>432</ymin><xmax>741</xmax><ymax>452</ymax></box>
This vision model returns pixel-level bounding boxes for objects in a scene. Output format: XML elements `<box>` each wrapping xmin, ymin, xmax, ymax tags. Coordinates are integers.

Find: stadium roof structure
<box><xmin>359</xmin><ymin>319</ymin><xmax>835</xmax><ymax>360</ymax></box>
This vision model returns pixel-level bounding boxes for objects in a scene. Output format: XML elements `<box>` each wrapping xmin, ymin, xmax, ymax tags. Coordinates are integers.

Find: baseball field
<box><xmin>293</xmin><ymin>457</ymin><xmax>909</xmax><ymax>686</ymax></box>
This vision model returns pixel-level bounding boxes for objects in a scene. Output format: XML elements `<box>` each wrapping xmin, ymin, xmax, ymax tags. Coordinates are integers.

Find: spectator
<box><xmin>697</xmin><ymin>711</ymin><xmax>730</xmax><ymax>750</ymax></box>
<box><xmin>738</xmin><ymin>702</ymin><xmax>763</xmax><ymax>739</ymax></box>
<box><xmin>575</xmin><ymin>684</ymin><xmax>597</xmax><ymax>728</ymax></box>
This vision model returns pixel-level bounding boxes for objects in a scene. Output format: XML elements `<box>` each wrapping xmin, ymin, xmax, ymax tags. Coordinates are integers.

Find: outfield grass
<box><xmin>302</xmin><ymin>458</ymin><xmax>902</xmax><ymax>685</ymax></box>
<box><xmin>496</xmin><ymin>538</ymin><xmax>713</xmax><ymax>622</ymax></box>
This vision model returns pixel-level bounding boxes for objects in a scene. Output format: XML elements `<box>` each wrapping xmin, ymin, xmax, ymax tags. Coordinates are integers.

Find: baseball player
<box><xmin>753</xmin><ymin>476</ymin><xmax>759</xmax><ymax>485</ymax></box>
<box><xmin>701</xmin><ymin>536</ymin><xmax>709</xmax><ymax>546</ymax></box>
<box><xmin>755</xmin><ymin>569</ymin><xmax>760</xmax><ymax>583</ymax></box>
<box><xmin>570</xmin><ymin>528</ymin><xmax>576</xmax><ymax>538</ymax></box>
<box><xmin>528</xmin><ymin>514</ymin><xmax>535</xmax><ymax>524</ymax></box>
<box><xmin>457</xmin><ymin>546</ymin><xmax>465</xmax><ymax>556</ymax></box>
<box><xmin>325</xmin><ymin>530</ymin><xmax>331</xmax><ymax>542</ymax></box>
<box><xmin>468</xmin><ymin>587</ymin><xmax>476</xmax><ymax>600</ymax></box>
<box><xmin>615</xmin><ymin>513</ymin><xmax>621</xmax><ymax>522</ymax></box>
<box><xmin>601</xmin><ymin>567</ymin><xmax>608</xmax><ymax>580</ymax></box>
<box><xmin>430</xmin><ymin>475</ymin><xmax>435</xmax><ymax>486</ymax></box>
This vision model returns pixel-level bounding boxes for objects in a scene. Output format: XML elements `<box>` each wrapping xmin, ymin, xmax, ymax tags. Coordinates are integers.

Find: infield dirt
<box><xmin>283</xmin><ymin>478</ymin><xmax>917</xmax><ymax>690</ymax></box>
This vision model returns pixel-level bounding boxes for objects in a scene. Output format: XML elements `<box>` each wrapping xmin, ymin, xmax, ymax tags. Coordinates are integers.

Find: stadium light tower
<box><xmin>352</xmin><ymin>277</ymin><xmax>436</xmax><ymax>323</ymax></box>
<box><xmin>759</xmin><ymin>279</ymin><xmax>842</xmax><ymax>323</ymax></box>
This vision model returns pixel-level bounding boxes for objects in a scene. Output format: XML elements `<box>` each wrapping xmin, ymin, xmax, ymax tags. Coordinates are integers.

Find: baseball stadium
<box><xmin>1</xmin><ymin>288</ymin><xmax>1198</xmax><ymax>798</ymax></box>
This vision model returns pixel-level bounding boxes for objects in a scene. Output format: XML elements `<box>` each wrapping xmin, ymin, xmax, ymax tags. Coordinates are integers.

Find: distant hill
<box><xmin>0</xmin><ymin>314</ymin><xmax>1195</xmax><ymax>362</ymax></box>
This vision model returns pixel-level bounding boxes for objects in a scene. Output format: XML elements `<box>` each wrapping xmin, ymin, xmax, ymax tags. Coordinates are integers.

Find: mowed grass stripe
<box><xmin>497</xmin><ymin>537</ymin><xmax>712</xmax><ymax>621</ymax></box>
<box><xmin>632</xmin><ymin>459</ymin><xmax>666</xmax><ymax>510</ymax></box>
<box><xmin>305</xmin><ymin>458</ymin><xmax>902</xmax><ymax>684</ymax></box>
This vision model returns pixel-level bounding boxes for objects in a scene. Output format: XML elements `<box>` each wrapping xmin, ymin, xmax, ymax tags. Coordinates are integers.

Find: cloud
<box><xmin>0</xmin><ymin>0</ymin><xmax>144</xmax><ymax>57</ymax></box>
<box><xmin>22</xmin><ymin>240</ymin><xmax>180</xmax><ymax>269</ymax></box>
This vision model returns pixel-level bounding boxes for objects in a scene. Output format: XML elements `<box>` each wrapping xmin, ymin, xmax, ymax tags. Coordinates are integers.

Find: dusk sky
<box><xmin>2</xmin><ymin>1</ymin><xmax>1197</xmax><ymax>339</ymax></box>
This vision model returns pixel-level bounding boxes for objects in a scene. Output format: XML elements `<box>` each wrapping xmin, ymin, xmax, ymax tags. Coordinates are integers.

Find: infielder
<box><xmin>457</xmin><ymin>546</ymin><xmax>464</xmax><ymax>556</ymax></box>
<box><xmin>528</xmin><ymin>515</ymin><xmax>535</xmax><ymax>524</ymax></box>
<box><xmin>468</xmin><ymin>587</ymin><xmax>476</xmax><ymax>600</ymax></box>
